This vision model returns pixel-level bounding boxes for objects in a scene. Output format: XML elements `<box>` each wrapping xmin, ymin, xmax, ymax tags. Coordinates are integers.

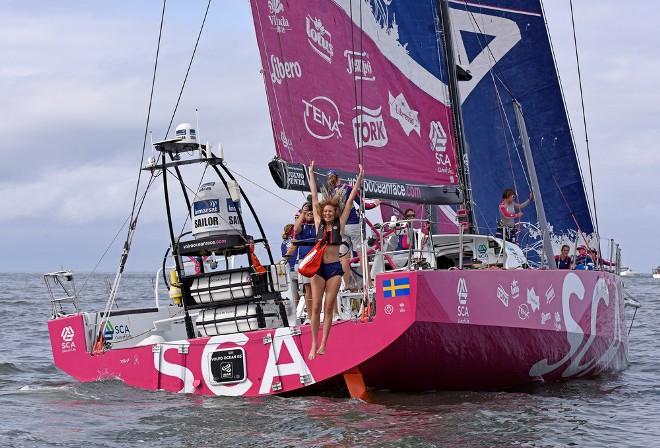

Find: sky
<box><xmin>0</xmin><ymin>0</ymin><xmax>658</xmax><ymax>274</ymax></box>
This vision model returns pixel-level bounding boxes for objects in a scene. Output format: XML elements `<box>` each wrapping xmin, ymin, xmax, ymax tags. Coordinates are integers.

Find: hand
<box><xmin>529</xmin><ymin>192</ymin><xmax>534</xmax><ymax>202</ymax></box>
<box><xmin>373</xmin><ymin>199</ymin><xmax>381</xmax><ymax>206</ymax></box>
<box><xmin>308</xmin><ymin>161</ymin><xmax>315</xmax><ymax>175</ymax></box>
<box><xmin>516</xmin><ymin>212</ymin><xmax>523</xmax><ymax>218</ymax></box>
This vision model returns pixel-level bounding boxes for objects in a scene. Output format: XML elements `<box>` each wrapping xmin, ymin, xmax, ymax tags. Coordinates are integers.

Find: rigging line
<box><xmin>568</xmin><ymin>0</ymin><xmax>600</xmax><ymax>237</ymax></box>
<box><xmin>539</xmin><ymin>0</ymin><xmax>594</xmax><ymax>225</ymax></box>
<box><xmin>163</xmin><ymin>0</ymin><xmax>212</xmax><ymax>138</ymax></box>
<box><xmin>461</xmin><ymin>0</ymin><xmax>516</xmax><ymax>99</ymax></box>
<box><xmin>226</xmin><ymin>167</ymin><xmax>300</xmax><ymax>209</ymax></box>
<box><xmin>130</xmin><ymin>0</ymin><xmax>166</xmax><ymax>223</ymax></box>
<box><xmin>165</xmin><ymin>168</ymin><xmax>249</xmax><ymax>244</ymax></box>
<box><xmin>178</xmin><ymin>163</ymin><xmax>209</xmax><ymax>235</ymax></box>
<box><xmin>461</xmin><ymin>0</ymin><xmax>531</xmax><ymax>190</ymax></box>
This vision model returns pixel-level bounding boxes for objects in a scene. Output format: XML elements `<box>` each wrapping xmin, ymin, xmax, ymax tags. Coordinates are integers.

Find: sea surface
<box><xmin>0</xmin><ymin>273</ymin><xmax>658</xmax><ymax>447</ymax></box>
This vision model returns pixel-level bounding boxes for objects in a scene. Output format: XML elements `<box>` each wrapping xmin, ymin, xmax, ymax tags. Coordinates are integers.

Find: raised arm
<box><xmin>340</xmin><ymin>164</ymin><xmax>364</xmax><ymax>226</ymax></box>
<box><xmin>292</xmin><ymin>205</ymin><xmax>307</xmax><ymax>234</ymax></box>
<box><xmin>308</xmin><ymin>161</ymin><xmax>321</xmax><ymax>227</ymax></box>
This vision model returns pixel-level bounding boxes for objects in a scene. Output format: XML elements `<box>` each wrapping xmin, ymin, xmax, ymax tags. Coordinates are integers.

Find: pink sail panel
<box><xmin>249</xmin><ymin>0</ymin><xmax>459</xmax><ymax>187</ymax></box>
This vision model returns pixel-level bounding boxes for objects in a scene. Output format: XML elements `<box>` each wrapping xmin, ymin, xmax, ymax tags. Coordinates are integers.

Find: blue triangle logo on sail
<box><xmin>459</xmin><ymin>30</ymin><xmax>496</xmax><ymax>63</ymax></box>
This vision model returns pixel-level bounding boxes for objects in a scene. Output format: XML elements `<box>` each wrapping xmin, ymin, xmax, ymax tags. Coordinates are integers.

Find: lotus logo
<box><xmin>61</xmin><ymin>326</ymin><xmax>74</xmax><ymax>342</ymax></box>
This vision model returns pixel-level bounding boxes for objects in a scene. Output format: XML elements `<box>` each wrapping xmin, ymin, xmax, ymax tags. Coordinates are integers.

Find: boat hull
<box><xmin>360</xmin><ymin>270</ymin><xmax>627</xmax><ymax>391</ymax></box>
<box><xmin>48</xmin><ymin>270</ymin><xmax>627</xmax><ymax>395</ymax></box>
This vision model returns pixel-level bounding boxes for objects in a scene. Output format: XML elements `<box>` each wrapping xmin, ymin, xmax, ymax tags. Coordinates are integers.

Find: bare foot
<box><xmin>308</xmin><ymin>346</ymin><xmax>317</xmax><ymax>360</ymax></box>
<box><xmin>316</xmin><ymin>345</ymin><xmax>326</xmax><ymax>355</ymax></box>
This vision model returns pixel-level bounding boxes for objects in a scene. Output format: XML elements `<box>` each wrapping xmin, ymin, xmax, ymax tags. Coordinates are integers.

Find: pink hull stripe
<box><xmin>48</xmin><ymin>270</ymin><xmax>627</xmax><ymax>395</ymax></box>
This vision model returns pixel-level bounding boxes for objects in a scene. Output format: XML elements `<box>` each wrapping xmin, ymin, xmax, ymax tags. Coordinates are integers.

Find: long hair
<box><xmin>316</xmin><ymin>197</ymin><xmax>340</xmax><ymax>223</ymax></box>
<box><xmin>502</xmin><ymin>188</ymin><xmax>515</xmax><ymax>200</ymax></box>
<box><xmin>281</xmin><ymin>223</ymin><xmax>294</xmax><ymax>240</ymax></box>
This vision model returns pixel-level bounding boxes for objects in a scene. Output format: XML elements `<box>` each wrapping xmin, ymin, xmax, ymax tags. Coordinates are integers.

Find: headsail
<box><xmin>249</xmin><ymin>0</ymin><xmax>463</xmax><ymax>204</ymax></box>
<box><xmin>448</xmin><ymin>0</ymin><xmax>595</xmax><ymax>238</ymax></box>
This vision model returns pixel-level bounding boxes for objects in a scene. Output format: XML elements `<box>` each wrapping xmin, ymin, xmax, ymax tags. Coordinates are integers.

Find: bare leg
<box><xmin>303</xmin><ymin>283</ymin><xmax>313</xmax><ymax>322</ymax></box>
<box><xmin>340</xmin><ymin>254</ymin><xmax>351</xmax><ymax>291</ymax></box>
<box><xmin>309</xmin><ymin>275</ymin><xmax>325</xmax><ymax>360</ymax></box>
<box><xmin>318</xmin><ymin>275</ymin><xmax>342</xmax><ymax>355</ymax></box>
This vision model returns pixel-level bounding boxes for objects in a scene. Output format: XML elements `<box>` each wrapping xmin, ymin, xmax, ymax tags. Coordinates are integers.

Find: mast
<box><xmin>437</xmin><ymin>0</ymin><xmax>476</xmax><ymax>232</ymax></box>
<box><xmin>513</xmin><ymin>100</ymin><xmax>557</xmax><ymax>269</ymax></box>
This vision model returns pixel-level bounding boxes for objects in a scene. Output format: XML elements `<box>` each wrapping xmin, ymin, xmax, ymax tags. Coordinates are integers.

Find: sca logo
<box><xmin>477</xmin><ymin>243</ymin><xmax>487</xmax><ymax>258</ymax></box>
<box><xmin>61</xmin><ymin>326</ymin><xmax>76</xmax><ymax>352</ymax></box>
<box><xmin>103</xmin><ymin>320</ymin><xmax>131</xmax><ymax>342</ymax></box>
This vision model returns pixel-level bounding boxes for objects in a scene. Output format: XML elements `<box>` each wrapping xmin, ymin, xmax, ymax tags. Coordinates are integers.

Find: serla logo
<box><xmin>388</xmin><ymin>92</ymin><xmax>420</xmax><ymax>136</ymax></box>
<box><xmin>352</xmin><ymin>105</ymin><xmax>388</xmax><ymax>148</ymax></box>
<box><xmin>270</xmin><ymin>55</ymin><xmax>302</xmax><ymax>84</ymax></box>
<box><xmin>61</xmin><ymin>326</ymin><xmax>76</xmax><ymax>352</ymax></box>
<box><xmin>344</xmin><ymin>50</ymin><xmax>375</xmax><ymax>81</ymax></box>
<box><xmin>306</xmin><ymin>16</ymin><xmax>333</xmax><ymax>62</ymax></box>
<box><xmin>303</xmin><ymin>96</ymin><xmax>343</xmax><ymax>139</ymax></box>
<box><xmin>267</xmin><ymin>0</ymin><xmax>290</xmax><ymax>33</ymax></box>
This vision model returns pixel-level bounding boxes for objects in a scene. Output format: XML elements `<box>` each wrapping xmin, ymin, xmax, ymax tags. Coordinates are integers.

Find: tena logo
<box><xmin>352</xmin><ymin>105</ymin><xmax>388</xmax><ymax>148</ymax></box>
<box><xmin>344</xmin><ymin>50</ymin><xmax>375</xmax><ymax>81</ymax></box>
<box><xmin>388</xmin><ymin>92</ymin><xmax>420</xmax><ymax>136</ymax></box>
<box><xmin>429</xmin><ymin>121</ymin><xmax>448</xmax><ymax>152</ymax></box>
<box><xmin>267</xmin><ymin>0</ymin><xmax>290</xmax><ymax>33</ymax></box>
<box><xmin>306</xmin><ymin>16</ymin><xmax>333</xmax><ymax>63</ymax></box>
<box><xmin>303</xmin><ymin>96</ymin><xmax>343</xmax><ymax>140</ymax></box>
<box><xmin>60</xmin><ymin>326</ymin><xmax>76</xmax><ymax>352</ymax></box>
<box><xmin>270</xmin><ymin>55</ymin><xmax>302</xmax><ymax>85</ymax></box>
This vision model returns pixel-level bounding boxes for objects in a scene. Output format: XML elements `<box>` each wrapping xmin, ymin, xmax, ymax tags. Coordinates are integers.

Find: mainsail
<box><xmin>249</xmin><ymin>0</ymin><xmax>463</xmax><ymax>204</ymax></box>
<box><xmin>447</xmin><ymin>0</ymin><xmax>595</xmax><ymax>238</ymax></box>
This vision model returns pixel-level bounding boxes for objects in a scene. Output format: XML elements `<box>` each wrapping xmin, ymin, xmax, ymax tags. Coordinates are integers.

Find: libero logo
<box><xmin>270</xmin><ymin>55</ymin><xmax>302</xmax><ymax>85</ymax></box>
<box><xmin>352</xmin><ymin>105</ymin><xmax>388</xmax><ymax>148</ymax></box>
<box><xmin>267</xmin><ymin>0</ymin><xmax>290</xmax><ymax>33</ymax></box>
<box><xmin>388</xmin><ymin>91</ymin><xmax>420</xmax><ymax>136</ymax></box>
<box><xmin>303</xmin><ymin>96</ymin><xmax>343</xmax><ymax>140</ymax></box>
<box><xmin>344</xmin><ymin>50</ymin><xmax>375</xmax><ymax>81</ymax></box>
<box><xmin>306</xmin><ymin>16</ymin><xmax>333</xmax><ymax>63</ymax></box>
<box><xmin>60</xmin><ymin>326</ymin><xmax>76</xmax><ymax>353</ymax></box>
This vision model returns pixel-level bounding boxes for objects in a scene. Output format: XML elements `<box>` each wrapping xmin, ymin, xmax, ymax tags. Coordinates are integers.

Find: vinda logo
<box><xmin>303</xmin><ymin>96</ymin><xmax>343</xmax><ymax>140</ymax></box>
<box><xmin>60</xmin><ymin>326</ymin><xmax>76</xmax><ymax>352</ymax></box>
<box><xmin>267</xmin><ymin>0</ymin><xmax>290</xmax><ymax>33</ymax></box>
<box><xmin>270</xmin><ymin>55</ymin><xmax>302</xmax><ymax>85</ymax></box>
<box><xmin>352</xmin><ymin>105</ymin><xmax>388</xmax><ymax>148</ymax></box>
<box><xmin>306</xmin><ymin>16</ymin><xmax>333</xmax><ymax>63</ymax></box>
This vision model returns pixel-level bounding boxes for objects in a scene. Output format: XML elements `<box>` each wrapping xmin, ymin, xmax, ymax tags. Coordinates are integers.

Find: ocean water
<box><xmin>0</xmin><ymin>273</ymin><xmax>658</xmax><ymax>447</ymax></box>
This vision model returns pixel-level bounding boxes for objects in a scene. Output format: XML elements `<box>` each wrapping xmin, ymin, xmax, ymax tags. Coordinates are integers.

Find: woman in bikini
<box><xmin>307</xmin><ymin>161</ymin><xmax>364</xmax><ymax>360</ymax></box>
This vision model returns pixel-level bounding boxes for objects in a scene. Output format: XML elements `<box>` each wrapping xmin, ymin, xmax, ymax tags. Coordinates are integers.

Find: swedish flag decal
<box><xmin>382</xmin><ymin>277</ymin><xmax>411</xmax><ymax>298</ymax></box>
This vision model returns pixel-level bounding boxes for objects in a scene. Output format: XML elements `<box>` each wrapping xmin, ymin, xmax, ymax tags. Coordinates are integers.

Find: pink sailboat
<box><xmin>46</xmin><ymin>0</ymin><xmax>637</xmax><ymax>398</ymax></box>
